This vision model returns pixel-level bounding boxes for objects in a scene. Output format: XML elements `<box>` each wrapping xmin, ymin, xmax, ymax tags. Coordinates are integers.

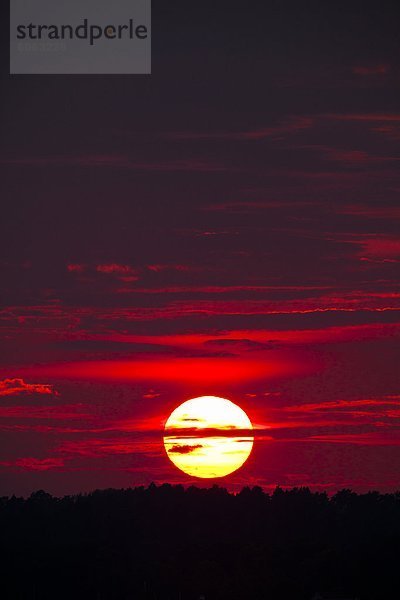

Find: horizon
<box><xmin>5</xmin><ymin>481</ymin><xmax>400</xmax><ymax>501</ymax></box>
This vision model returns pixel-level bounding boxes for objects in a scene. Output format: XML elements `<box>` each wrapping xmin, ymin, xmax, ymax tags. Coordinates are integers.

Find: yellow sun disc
<box><xmin>163</xmin><ymin>396</ymin><xmax>254</xmax><ymax>478</ymax></box>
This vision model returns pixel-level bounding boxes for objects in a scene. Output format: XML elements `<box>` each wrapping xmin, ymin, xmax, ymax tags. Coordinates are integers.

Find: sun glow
<box><xmin>163</xmin><ymin>396</ymin><xmax>254</xmax><ymax>478</ymax></box>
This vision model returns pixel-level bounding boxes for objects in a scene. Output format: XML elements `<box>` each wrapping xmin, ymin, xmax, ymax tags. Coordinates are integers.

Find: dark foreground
<box><xmin>1</xmin><ymin>484</ymin><xmax>400</xmax><ymax>599</ymax></box>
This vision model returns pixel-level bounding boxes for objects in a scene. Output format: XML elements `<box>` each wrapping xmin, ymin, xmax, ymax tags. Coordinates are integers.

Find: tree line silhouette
<box><xmin>1</xmin><ymin>484</ymin><xmax>399</xmax><ymax>599</ymax></box>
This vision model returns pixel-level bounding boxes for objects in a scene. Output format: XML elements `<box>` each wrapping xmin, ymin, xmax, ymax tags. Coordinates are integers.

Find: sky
<box><xmin>1</xmin><ymin>0</ymin><xmax>400</xmax><ymax>496</ymax></box>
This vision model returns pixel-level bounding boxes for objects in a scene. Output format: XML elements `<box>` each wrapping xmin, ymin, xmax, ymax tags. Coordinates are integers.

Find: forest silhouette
<box><xmin>1</xmin><ymin>484</ymin><xmax>399</xmax><ymax>599</ymax></box>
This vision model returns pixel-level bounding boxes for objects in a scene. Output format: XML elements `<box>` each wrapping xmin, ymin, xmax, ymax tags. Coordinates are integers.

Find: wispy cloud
<box><xmin>67</xmin><ymin>262</ymin><xmax>139</xmax><ymax>282</ymax></box>
<box><xmin>164</xmin><ymin>116</ymin><xmax>313</xmax><ymax>141</ymax></box>
<box><xmin>0</xmin><ymin>378</ymin><xmax>56</xmax><ymax>397</ymax></box>
<box><xmin>285</xmin><ymin>396</ymin><xmax>400</xmax><ymax>415</ymax></box>
<box><xmin>0</xmin><ymin>457</ymin><xmax>65</xmax><ymax>471</ymax></box>
<box><xmin>338</xmin><ymin>205</ymin><xmax>400</xmax><ymax>220</ymax></box>
<box><xmin>332</xmin><ymin>233</ymin><xmax>400</xmax><ymax>263</ymax></box>
<box><xmin>324</xmin><ymin>113</ymin><xmax>400</xmax><ymax>123</ymax></box>
<box><xmin>0</xmin><ymin>404</ymin><xmax>90</xmax><ymax>420</ymax></box>
<box><xmin>0</xmin><ymin>155</ymin><xmax>227</xmax><ymax>172</ymax></box>
<box><xmin>352</xmin><ymin>64</ymin><xmax>391</xmax><ymax>76</ymax></box>
<box><xmin>96</xmin><ymin>263</ymin><xmax>136</xmax><ymax>275</ymax></box>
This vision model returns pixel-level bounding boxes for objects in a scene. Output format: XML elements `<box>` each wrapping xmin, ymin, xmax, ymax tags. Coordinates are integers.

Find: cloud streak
<box><xmin>0</xmin><ymin>378</ymin><xmax>56</xmax><ymax>398</ymax></box>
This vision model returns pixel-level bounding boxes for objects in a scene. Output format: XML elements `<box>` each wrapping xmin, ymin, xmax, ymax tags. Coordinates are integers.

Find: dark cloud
<box><xmin>167</xmin><ymin>444</ymin><xmax>203</xmax><ymax>454</ymax></box>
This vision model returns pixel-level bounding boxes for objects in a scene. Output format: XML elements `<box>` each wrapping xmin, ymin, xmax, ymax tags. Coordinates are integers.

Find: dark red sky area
<box><xmin>1</xmin><ymin>1</ymin><xmax>400</xmax><ymax>496</ymax></box>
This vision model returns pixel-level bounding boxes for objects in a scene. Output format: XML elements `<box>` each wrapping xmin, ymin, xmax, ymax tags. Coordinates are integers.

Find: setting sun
<box><xmin>163</xmin><ymin>396</ymin><xmax>254</xmax><ymax>478</ymax></box>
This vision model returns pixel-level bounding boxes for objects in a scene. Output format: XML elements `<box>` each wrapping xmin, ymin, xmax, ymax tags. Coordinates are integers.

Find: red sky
<box><xmin>0</xmin><ymin>1</ymin><xmax>399</xmax><ymax>496</ymax></box>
